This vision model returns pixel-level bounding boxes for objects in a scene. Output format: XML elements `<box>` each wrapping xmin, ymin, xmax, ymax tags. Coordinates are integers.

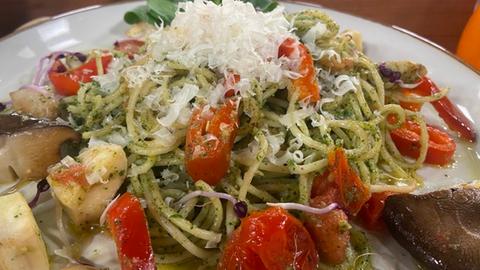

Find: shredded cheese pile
<box><xmin>149</xmin><ymin>0</ymin><xmax>295</xmax><ymax>85</ymax></box>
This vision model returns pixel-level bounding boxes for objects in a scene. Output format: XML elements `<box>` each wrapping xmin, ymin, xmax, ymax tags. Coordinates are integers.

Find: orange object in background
<box><xmin>457</xmin><ymin>5</ymin><xmax>480</xmax><ymax>70</ymax></box>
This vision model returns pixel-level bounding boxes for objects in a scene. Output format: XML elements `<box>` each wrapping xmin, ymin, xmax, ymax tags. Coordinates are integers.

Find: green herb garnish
<box><xmin>124</xmin><ymin>0</ymin><xmax>278</xmax><ymax>26</ymax></box>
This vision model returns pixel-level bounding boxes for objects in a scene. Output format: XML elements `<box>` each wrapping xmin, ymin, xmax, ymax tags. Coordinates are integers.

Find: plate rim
<box><xmin>1</xmin><ymin>0</ymin><xmax>479</xmax><ymax>78</ymax></box>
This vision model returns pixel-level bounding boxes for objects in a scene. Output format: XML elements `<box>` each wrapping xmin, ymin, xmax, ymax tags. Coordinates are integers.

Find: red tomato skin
<box><xmin>50</xmin><ymin>164</ymin><xmax>89</xmax><ymax>187</ymax></box>
<box><xmin>304</xmin><ymin>196</ymin><xmax>350</xmax><ymax>265</ymax></box>
<box><xmin>48</xmin><ymin>71</ymin><xmax>81</xmax><ymax>96</ymax></box>
<box><xmin>114</xmin><ymin>39</ymin><xmax>145</xmax><ymax>56</ymax></box>
<box><xmin>278</xmin><ymin>38</ymin><xmax>320</xmax><ymax>103</ymax></box>
<box><xmin>358</xmin><ymin>191</ymin><xmax>396</xmax><ymax>230</ymax></box>
<box><xmin>49</xmin><ymin>54</ymin><xmax>113</xmax><ymax>96</ymax></box>
<box><xmin>390</xmin><ymin>120</ymin><xmax>456</xmax><ymax>165</ymax></box>
<box><xmin>310</xmin><ymin>149</ymin><xmax>370</xmax><ymax>216</ymax></box>
<box><xmin>218</xmin><ymin>230</ymin><xmax>267</xmax><ymax>270</ymax></box>
<box><xmin>185</xmin><ymin>100</ymin><xmax>238</xmax><ymax>185</ymax></box>
<box><xmin>106</xmin><ymin>193</ymin><xmax>155</xmax><ymax>270</ymax></box>
<box><xmin>218</xmin><ymin>207</ymin><xmax>318</xmax><ymax>270</ymax></box>
<box><xmin>329</xmin><ymin>148</ymin><xmax>371</xmax><ymax>215</ymax></box>
<box><xmin>224</xmin><ymin>73</ymin><xmax>240</xmax><ymax>98</ymax></box>
<box><xmin>310</xmin><ymin>170</ymin><xmax>332</xmax><ymax>199</ymax></box>
<box><xmin>278</xmin><ymin>37</ymin><xmax>297</xmax><ymax>58</ymax></box>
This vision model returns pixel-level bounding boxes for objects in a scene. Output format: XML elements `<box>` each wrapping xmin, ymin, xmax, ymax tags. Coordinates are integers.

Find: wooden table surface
<box><xmin>0</xmin><ymin>0</ymin><xmax>476</xmax><ymax>52</ymax></box>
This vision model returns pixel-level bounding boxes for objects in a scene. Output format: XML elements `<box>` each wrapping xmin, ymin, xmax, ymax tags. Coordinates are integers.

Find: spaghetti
<box><xmin>57</xmin><ymin>1</ymin><xmax>444</xmax><ymax>268</ymax></box>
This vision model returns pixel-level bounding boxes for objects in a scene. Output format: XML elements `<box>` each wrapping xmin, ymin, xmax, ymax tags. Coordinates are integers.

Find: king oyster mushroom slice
<box><xmin>383</xmin><ymin>187</ymin><xmax>480</xmax><ymax>270</ymax></box>
<box><xmin>0</xmin><ymin>114</ymin><xmax>80</xmax><ymax>183</ymax></box>
<box><xmin>9</xmin><ymin>88</ymin><xmax>59</xmax><ymax>120</ymax></box>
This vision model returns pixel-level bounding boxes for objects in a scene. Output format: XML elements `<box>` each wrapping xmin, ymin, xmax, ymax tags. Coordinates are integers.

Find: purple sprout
<box><xmin>74</xmin><ymin>52</ymin><xmax>87</xmax><ymax>62</ymax></box>
<box><xmin>266</xmin><ymin>202</ymin><xmax>338</xmax><ymax>215</ymax></box>
<box><xmin>28</xmin><ymin>179</ymin><xmax>50</xmax><ymax>208</ymax></box>
<box><xmin>176</xmin><ymin>191</ymin><xmax>249</xmax><ymax>218</ymax></box>
<box><xmin>233</xmin><ymin>201</ymin><xmax>248</xmax><ymax>218</ymax></box>
<box><xmin>379</xmin><ymin>63</ymin><xmax>402</xmax><ymax>83</ymax></box>
<box><xmin>56</xmin><ymin>64</ymin><xmax>67</xmax><ymax>73</ymax></box>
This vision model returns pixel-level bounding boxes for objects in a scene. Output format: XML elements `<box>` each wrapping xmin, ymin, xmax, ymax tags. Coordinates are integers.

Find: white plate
<box><xmin>1</xmin><ymin>1</ymin><xmax>480</xmax><ymax>269</ymax></box>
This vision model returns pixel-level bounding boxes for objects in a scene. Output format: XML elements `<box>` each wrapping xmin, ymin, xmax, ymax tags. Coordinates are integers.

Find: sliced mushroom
<box><xmin>0</xmin><ymin>114</ymin><xmax>80</xmax><ymax>183</ymax></box>
<box><xmin>383</xmin><ymin>188</ymin><xmax>480</xmax><ymax>270</ymax></box>
<box><xmin>10</xmin><ymin>88</ymin><xmax>59</xmax><ymax>120</ymax></box>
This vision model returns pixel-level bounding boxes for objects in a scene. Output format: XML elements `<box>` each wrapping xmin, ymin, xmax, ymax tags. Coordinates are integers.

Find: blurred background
<box><xmin>0</xmin><ymin>0</ymin><xmax>477</xmax><ymax>53</ymax></box>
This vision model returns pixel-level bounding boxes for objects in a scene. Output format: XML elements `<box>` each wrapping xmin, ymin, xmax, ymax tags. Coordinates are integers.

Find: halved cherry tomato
<box><xmin>185</xmin><ymin>99</ymin><xmax>239</xmax><ymax>185</ymax></box>
<box><xmin>304</xmin><ymin>195</ymin><xmax>350</xmax><ymax>265</ymax></box>
<box><xmin>311</xmin><ymin>149</ymin><xmax>370</xmax><ymax>215</ymax></box>
<box><xmin>49</xmin><ymin>164</ymin><xmax>89</xmax><ymax>187</ymax></box>
<box><xmin>114</xmin><ymin>39</ymin><xmax>145</xmax><ymax>57</ymax></box>
<box><xmin>218</xmin><ymin>207</ymin><xmax>318</xmax><ymax>270</ymax></box>
<box><xmin>358</xmin><ymin>191</ymin><xmax>396</xmax><ymax>230</ymax></box>
<box><xmin>398</xmin><ymin>77</ymin><xmax>476</xmax><ymax>142</ymax></box>
<box><xmin>106</xmin><ymin>192</ymin><xmax>155</xmax><ymax>270</ymax></box>
<box><xmin>390</xmin><ymin>120</ymin><xmax>456</xmax><ymax>165</ymax></box>
<box><xmin>278</xmin><ymin>38</ymin><xmax>320</xmax><ymax>103</ymax></box>
<box><xmin>48</xmin><ymin>54</ymin><xmax>113</xmax><ymax>96</ymax></box>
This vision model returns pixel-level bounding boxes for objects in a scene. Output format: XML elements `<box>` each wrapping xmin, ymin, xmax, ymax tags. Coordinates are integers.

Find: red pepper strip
<box><xmin>106</xmin><ymin>192</ymin><xmax>155</xmax><ymax>270</ymax></box>
<box><xmin>390</xmin><ymin>120</ymin><xmax>456</xmax><ymax>165</ymax></box>
<box><xmin>48</xmin><ymin>54</ymin><xmax>113</xmax><ymax>96</ymax></box>
<box><xmin>358</xmin><ymin>191</ymin><xmax>397</xmax><ymax>230</ymax></box>
<box><xmin>278</xmin><ymin>38</ymin><xmax>320</xmax><ymax>103</ymax></box>
<box><xmin>399</xmin><ymin>77</ymin><xmax>476</xmax><ymax>142</ymax></box>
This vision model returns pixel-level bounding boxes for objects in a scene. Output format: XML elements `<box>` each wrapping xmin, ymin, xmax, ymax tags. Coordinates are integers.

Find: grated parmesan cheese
<box><xmin>93</xmin><ymin>57</ymin><xmax>129</xmax><ymax>93</ymax></box>
<box><xmin>301</xmin><ymin>22</ymin><xmax>327</xmax><ymax>51</ymax></box>
<box><xmin>333</xmin><ymin>74</ymin><xmax>359</xmax><ymax>96</ymax></box>
<box><xmin>157</xmin><ymin>83</ymin><xmax>199</xmax><ymax>127</ymax></box>
<box><xmin>122</xmin><ymin>59</ymin><xmax>167</xmax><ymax>88</ymax></box>
<box><xmin>148</xmin><ymin>0</ymin><xmax>296</xmax><ymax>87</ymax></box>
<box><xmin>278</xmin><ymin>105</ymin><xmax>316</xmax><ymax>128</ymax></box>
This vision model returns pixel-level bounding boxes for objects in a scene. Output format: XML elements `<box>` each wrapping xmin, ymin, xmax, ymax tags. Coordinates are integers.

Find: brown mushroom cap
<box><xmin>383</xmin><ymin>188</ymin><xmax>480</xmax><ymax>270</ymax></box>
<box><xmin>0</xmin><ymin>114</ymin><xmax>80</xmax><ymax>183</ymax></box>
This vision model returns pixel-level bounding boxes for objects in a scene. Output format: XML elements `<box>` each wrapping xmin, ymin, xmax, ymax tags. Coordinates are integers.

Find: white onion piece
<box><xmin>99</xmin><ymin>194</ymin><xmax>120</xmax><ymax>226</ymax></box>
<box><xmin>34</xmin><ymin>51</ymin><xmax>74</xmax><ymax>86</ymax></box>
<box><xmin>53</xmin><ymin>194</ymin><xmax>71</xmax><ymax>248</ymax></box>
<box><xmin>266</xmin><ymin>202</ymin><xmax>338</xmax><ymax>215</ymax></box>
<box><xmin>32</xmin><ymin>55</ymin><xmax>51</xmax><ymax>86</ymax></box>
<box><xmin>396</xmin><ymin>80</ymin><xmax>422</xmax><ymax>89</ymax></box>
